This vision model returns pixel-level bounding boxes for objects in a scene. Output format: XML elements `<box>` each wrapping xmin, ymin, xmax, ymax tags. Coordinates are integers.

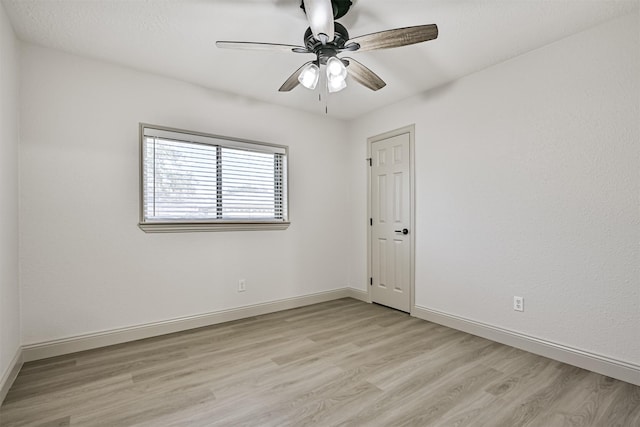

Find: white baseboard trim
<box><xmin>346</xmin><ymin>287</ymin><xmax>370</xmax><ymax>303</ymax></box>
<box><xmin>0</xmin><ymin>346</ymin><xmax>23</xmax><ymax>405</ymax></box>
<box><xmin>22</xmin><ymin>289</ymin><xmax>350</xmax><ymax>363</ymax></box>
<box><xmin>412</xmin><ymin>305</ymin><xmax>640</xmax><ymax>386</ymax></box>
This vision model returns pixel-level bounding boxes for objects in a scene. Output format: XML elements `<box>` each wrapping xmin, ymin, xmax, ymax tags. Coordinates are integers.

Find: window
<box><xmin>139</xmin><ymin>124</ymin><xmax>289</xmax><ymax>232</ymax></box>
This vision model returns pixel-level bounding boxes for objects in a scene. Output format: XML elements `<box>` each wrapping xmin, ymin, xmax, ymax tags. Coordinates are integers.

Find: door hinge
<box><xmin>367</xmin><ymin>158</ymin><xmax>372</xmax><ymax>167</ymax></box>
<box><xmin>370</xmin><ymin>277</ymin><xmax>373</xmax><ymax>286</ymax></box>
<box><xmin>370</xmin><ymin>218</ymin><xmax>373</xmax><ymax>226</ymax></box>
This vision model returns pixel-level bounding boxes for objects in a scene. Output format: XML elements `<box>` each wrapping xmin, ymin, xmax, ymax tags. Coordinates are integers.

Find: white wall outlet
<box><xmin>513</xmin><ymin>296</ymin><xmax>524</xmax><ymax>312</ymax></box>
<box><xmin>238</xmin><ymin>279</ymin><xmax>246</xmax><ymax>292</ymax></box>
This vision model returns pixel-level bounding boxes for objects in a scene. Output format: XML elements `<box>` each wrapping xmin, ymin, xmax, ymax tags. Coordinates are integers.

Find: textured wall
<box><xmin>19</xmin><ymin>44</ymin><xmax>350</xmax><ymax>344</ymax></box>
<box><xmin>347</xmin><ymin>13</ymin><xmax>639</xmax><ymax>365</ymax></box>
<box><xmin>0</xmin><ymin>1</ymin><xmax>21</xmax><ymax>384</ymax></box>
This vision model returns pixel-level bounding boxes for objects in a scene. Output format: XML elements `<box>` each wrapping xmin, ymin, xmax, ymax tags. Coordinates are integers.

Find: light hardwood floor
<box><xmin>1</xmin><ymin>298</ymin><xmax>639</xmax><ymax>426</ymax></box>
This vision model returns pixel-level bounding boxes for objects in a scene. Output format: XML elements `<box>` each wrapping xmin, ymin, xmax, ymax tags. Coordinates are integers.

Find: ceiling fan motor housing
<box><xmin>304</xmin><ymin>22</ymin><xmax>350</xmax><ymax>59</ymax></box>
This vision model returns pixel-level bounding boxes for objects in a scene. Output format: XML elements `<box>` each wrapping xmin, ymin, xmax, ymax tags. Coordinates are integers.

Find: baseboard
<box><xmin>22</xmin><ymin>289</ymin><xmax>350</xmax><ymax>363</ymax></box>
<box><xmin>0</xmin><ymin>347</ymin><xmax>23</xmax><ymax>405</ymax></box>
<box><xmin>346</xmin><ymin>287</ymin><xmax>370</xmax><ymax>303</ymax></box>
<box><xmin>412</xmin><ymin>305</ymin><xmax>640</xmax><ymax>386</ymax></box>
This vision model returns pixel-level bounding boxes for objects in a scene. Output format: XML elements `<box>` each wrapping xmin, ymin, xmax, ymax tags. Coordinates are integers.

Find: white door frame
<box><xmin>367</xmin><ymin>124</ymin><xmax>416</xmax><ymax>314</ymax></box>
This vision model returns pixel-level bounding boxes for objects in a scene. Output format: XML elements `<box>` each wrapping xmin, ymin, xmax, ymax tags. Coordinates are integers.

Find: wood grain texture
<box><xmin>1</xmin><ymin>298</ymin><xmax>638</xmax><ymax>426</ymax></box>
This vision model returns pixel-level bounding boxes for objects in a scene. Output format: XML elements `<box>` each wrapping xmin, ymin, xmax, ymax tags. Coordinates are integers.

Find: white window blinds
<box><xmin>141</xmin><ymin>126</ymin><xmax>288</xmax><ymax>227</ymax></box>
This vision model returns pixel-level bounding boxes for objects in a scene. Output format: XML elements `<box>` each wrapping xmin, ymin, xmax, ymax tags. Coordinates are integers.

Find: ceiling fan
<box><xmin>216</xmin><ymin>0</ymin><xmax>438</xmax><ymax>94</ymax></box>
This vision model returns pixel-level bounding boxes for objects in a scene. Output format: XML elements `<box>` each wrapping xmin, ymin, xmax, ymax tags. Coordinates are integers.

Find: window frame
<box><xmin>138</xmin><ymin>123</ymin><xmax>290</xmax><ymax>233</ymax></box>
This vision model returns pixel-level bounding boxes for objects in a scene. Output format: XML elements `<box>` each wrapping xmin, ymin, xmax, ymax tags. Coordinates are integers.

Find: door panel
<box><xmin>377</xmin><ymin>238</ymin><xmax>387</xmax><ymax>288</ymax></box>
<box><xmin>377</xmin><ymin>175</ymin><xmax>387</xmax><ymax>222</ymax></box>
<box><xmin>370</xmin><ymin>131</ymin><xmax>411</xmax><ymax>312</ymax></box>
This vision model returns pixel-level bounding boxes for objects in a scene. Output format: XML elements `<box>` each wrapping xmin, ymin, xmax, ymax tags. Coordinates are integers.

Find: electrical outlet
<box><xmin>238</xmin><ymin>279</ymin><xmax>246</xmax><ymax>292</ymax></box>
<box><xmin>513</xmin><ymin>296</ymin><xmax>524</xmax><ymax>312</ymax></box>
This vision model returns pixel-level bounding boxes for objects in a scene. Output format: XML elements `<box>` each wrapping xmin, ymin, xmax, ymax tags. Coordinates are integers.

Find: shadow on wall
<box><xmin>417</xmin><ymin>79</ymin><xmax>459</xmax><ymax>103</ymax></box>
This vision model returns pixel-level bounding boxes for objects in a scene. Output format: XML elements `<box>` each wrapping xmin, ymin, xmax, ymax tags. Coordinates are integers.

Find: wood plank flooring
<box><xmin>1</xmin><ymin>298</ymin><xmax>638</xmax><ymax>426</ymax></box>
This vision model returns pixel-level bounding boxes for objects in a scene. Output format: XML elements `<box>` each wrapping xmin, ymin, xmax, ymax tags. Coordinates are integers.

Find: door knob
<box><xmin>395</xmin><ymin>228</ymin><xmax>409</xmax><ymax>235</ymax></box>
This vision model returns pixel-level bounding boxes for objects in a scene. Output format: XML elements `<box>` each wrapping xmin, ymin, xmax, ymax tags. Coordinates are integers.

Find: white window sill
<box><xmin>139</xmin><ymin>221</ymin><xmax>291</xmax><ymax>233</ymax></box>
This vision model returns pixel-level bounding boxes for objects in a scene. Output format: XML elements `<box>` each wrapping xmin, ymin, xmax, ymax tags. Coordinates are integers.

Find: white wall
<box><xmin>347</xmin><ymin>13</ymin><xmax>639</xmax><ymax>365</ymax></box>
<box><xmin>0</xmin><ymin>1</ymin><xmax>21</xmax><ymax>385</ymax></box>
<box><xmin>19</xmin><ymin>44</ymin><xmax>351</xmax><ymax>345</ymax></box>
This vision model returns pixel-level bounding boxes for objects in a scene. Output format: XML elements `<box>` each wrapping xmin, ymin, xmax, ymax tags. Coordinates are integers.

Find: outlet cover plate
<box><xmin>513</xmin><ymin>296</ymin><xmax>524</xmax><ymax>312</ymax></box>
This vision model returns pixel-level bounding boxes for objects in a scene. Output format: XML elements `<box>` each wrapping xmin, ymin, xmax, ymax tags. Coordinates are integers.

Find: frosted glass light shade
<box><xmin>326</xmin><ymin>57</ymin><xmax>347</xmax><ymax>93</ymax></box>
<box><xmin>298</xmin><ymin>63</ymin><xmax>320</xmax><ymax>89</ymax></box>
<box><xmin>327</xmin><ymin>57</ymin><xmax>346</xmax><ymax>79</ymax></box>
<box><xmin>327</xmin><ymin>76</ymin><xmax>347</xmax><ymax>93</ymax></box>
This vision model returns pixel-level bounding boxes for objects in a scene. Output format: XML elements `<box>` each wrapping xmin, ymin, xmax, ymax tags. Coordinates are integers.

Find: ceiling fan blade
<box><xmin>216</xmin><ymin>41</ymin><xmax>309</xmax><ymax>53</ymax></box>
<box><xmin>302</xmin><ymin>0</ymin><xmax>334</xmax><ymax>43</ymax></box>
<box><xmin>348</xmin><ymin>24</ymin><xmax>438</xmax><ymax>52</ymax></box>
<box><xmin>279</xmin><ymin>61</ymin><xmax>313</xmax><ymax>92</ymax></box>
<box><xmin>343</xmin><ymin>57</ymin><xmax>386</xmax><ymax>91</ymax></box>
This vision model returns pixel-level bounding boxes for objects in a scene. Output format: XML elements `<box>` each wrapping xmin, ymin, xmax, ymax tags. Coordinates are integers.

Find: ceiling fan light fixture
<box><xmin>326</xmin><ymin>56</ymin><xmax>347</xmax><ymax>79</ymax></box>
<box><xmin>327</xmin><ymin>76</ymin><xmax>347</xmax><ymax>93</ymax></box>
<box><xmin>326</xmin><ymin>56</ymin><xmax>347</xmax><ymax>93</ymax></box>
<box><xmin>298</xmin><ymin>62</ymin><xmax>320</xmax><ymax>89</ymax></box>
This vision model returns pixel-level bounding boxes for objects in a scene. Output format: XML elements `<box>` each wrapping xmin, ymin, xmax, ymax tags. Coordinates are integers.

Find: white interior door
<box><xmin>369</xmin><ymin>129</ymin><xmax>412</xmax><ymax>312</ymax></box>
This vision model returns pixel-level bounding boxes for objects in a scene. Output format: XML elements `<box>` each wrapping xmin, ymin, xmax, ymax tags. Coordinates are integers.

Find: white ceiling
<box><xmin>3</xmin><ymin>0</ymin><xmax>638</xmax><ymax>119</ymax></box>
